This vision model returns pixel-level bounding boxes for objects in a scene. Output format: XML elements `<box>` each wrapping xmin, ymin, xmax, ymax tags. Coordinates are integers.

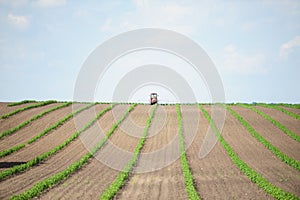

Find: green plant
<box><xmin>100</xmin><ymin>104</ymin><xmax>157</xmax><ymax>200</ymax></box>
<box><xmin>239</xmin><ymin>104</ymin><xmax>300</xmax><ymax>142</ymax></box>
<box><xmin>0</xmin><ymin>103</ymin><xmax>95</xmax><ymax>158</ymax></box>
<box><xmin>0</xmin><ymin>104</ymin><xmax>113</xmax><ymax>181</ymax></box>
<box><xmin>176</xmin><ymin>104</ymin><xmax>200</xmax><ymax>200</ymax></box>
<box><xmin>257</xmin><ymin>103</ymin><xmax>300</xmax><ymax>121</ymax></box>
<box><xmin>198</xmin><ymin>104</ymin><xmax>297</xmax><ymax>199</ymax></box>
<box><xmin>0</xmin><ymin>144</ymin><xmax>25</xmax><ymax>158</ymax></box>
<box><xmin>8</xmin><ymin>100</ymin><xmax>37</xmax><ymax>107</ymax></box>
<box><xmin>0</xmin><ymin>102</ymin><xmax>71</xmax><ymax>140</ymax></box>
<box><xmin>226</xmin><ymin>105</ymin><xmax>300</xmax><ymax>171</ymax></box>
<box><xmin>10</xmin><ymin>104</ymin><xmax>136</xmax><ymax>200</ymax></box>
<box><xmin>2</xmin><ymin>100</ymin><xmax>57</xmax><ymax>119</ymax></box>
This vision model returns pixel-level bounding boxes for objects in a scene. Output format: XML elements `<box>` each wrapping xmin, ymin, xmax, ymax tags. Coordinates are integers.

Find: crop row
<box><xmin>197</xmin><ymin>104</ymin><xmax>297</xmax><ymax>199</ymax></box>
<box><xmin>256</xmin><ymin>103</ymin><xmax>300</xmax><ymax>121</ymax></box>
<box><xmin>240</xmin><ymin>104</ymin><xmax>300</xmax><ymax>142</ymax></box>
<box><xmin>1</xmin><ymin>100</ymin><xmax>57</xmax><ymax>119</ymax></box>
<box><xmin>0</xmin><ymin>102</ymin><xmax>71</xmax><ymax>140</ymax></box>
<box><xmin>0</xmin><ymin>104</ymin><xmax>111</xmax><ymax>181</ymax></box>
<box><xmin>227</xmin><ymin>105</ymin><xmax>300</xmax><ymax>171</ymax></box>
<box><xmin>0</xmin><ymin>103</ymin><xmax>95</xmax><ymax>158</ymax></box>
<box><xmin>100</xmin><ymin>104</ymin><xmax>157</xmax><ymax>200</ymax></box>
<box><xmin>176</xmin><ymin>104</ymin><xmax>200</xmax><ymax>200</ymax></box>
<box><xmin>8</xmin><ymin>100</ymin><xmax>37</xmax><ymax>107</ymax></box>
<box><xmin>11</xmin><ymin>104</ymin><xmax>136</xmax><ymax>200</ymax></box>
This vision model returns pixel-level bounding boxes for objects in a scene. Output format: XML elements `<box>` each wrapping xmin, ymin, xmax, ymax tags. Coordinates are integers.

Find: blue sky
<box><xmin>0</xmin><ymin>0</ymin><xmax>299</xmax><ymax>103</ymax></box>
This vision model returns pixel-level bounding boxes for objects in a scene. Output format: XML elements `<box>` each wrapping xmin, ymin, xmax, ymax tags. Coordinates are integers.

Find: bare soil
<box><xmin>0</xmin><ymin>103</ymin><xmax>78</xmax><ymax>151</ymax></box>
<box><xmin>231</xmin><ymin>106</ymin><xmax>300</xmax><ymax>161</ymax></box>
<box><xmin>255</xmin><ymin>106</ymin><xmax>300</xmax><ymax>136</ymax></box>
<box><xmin>0</xmin><ymin>103</ymin><xmax>299</xmax><ymax>199</ymax></box>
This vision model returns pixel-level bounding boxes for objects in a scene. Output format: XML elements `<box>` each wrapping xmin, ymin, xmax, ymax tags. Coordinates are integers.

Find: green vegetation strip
<box><xmin>100</xmin><ymin>104</ymin><xmax>157</xmax><ymax>200</ymax></box>
<box><xmin>227</xmin><ymin>105</ymin><xmax>300</xmax><ymax>171</ymax></box>
<box><xmin>2</xmin><ymin>100</ymin><xmax>57</xmax><ymax>119</ymax></box>
<box><xmin>0</xmin><ymin>144</ymin><xmax>25</xmax><ymax>158</ymax></box>
<box><xmin>276</xmin><ymin>103</ymin><xmax>300</xmax><ymax>109</ymax></box>
<box><xmin>257</xmin><ymin>103</ymin><xmax>300</xmax><ymax>121</ymax></box>
<box><xmin>176</xmin><ymin>104</ymin><xmax>201</xmax><ymax>200</ymax></box>
<box><xmin>0</xmin><ymin>103</ymin><xmax>111</xmax><ymax>181</ymax></box>
<box><xmin>10</xmin><ymin>104</ymin><xmax>136</xmax><ymax>200</ymax></box>
<box><xmin>240</xmin><ymin>104</ymin><xmax>300</xmax><ymax>142</ymax></box>
<box><xmin>0</xmin><ymin>103</ymin><xmax>95</xmax><ymax>158</ymax></box>
<box><xmin>198</xmin><ymin>104</ymin><xmax>298</xmax><ymax>199</ymax></box>
<box><xmin>8</xmin><ymin>100</ymin><xmax>37</xmax><ymax>107</ymax></box>
<box><xmin>0</xmin><ymin>102</ymin><xmax>71</xmax><ymax>140</ymax></box>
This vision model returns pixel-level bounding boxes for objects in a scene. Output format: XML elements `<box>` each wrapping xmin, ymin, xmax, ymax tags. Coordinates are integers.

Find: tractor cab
<box><xmin>150</xmin><ymin>93</ymin><xmax>158</xmax><ymax>105</ymax></box>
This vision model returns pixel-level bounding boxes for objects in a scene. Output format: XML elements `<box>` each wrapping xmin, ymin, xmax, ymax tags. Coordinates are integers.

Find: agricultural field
<box><xmin>0</xmin><ymin>101</ymin><xmax>299</xmax><ymax>200</ymax></box>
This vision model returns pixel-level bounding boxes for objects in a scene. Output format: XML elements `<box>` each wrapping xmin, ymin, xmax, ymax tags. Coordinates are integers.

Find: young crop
<box><xmin>240</xmin><ymin>104</ymin><xmax>300</xmax><ymax>142</ymax></box>
<box><xmin>176</xmin><ymin>104</ymin><xmax>200</xmax><ymax>200</ymax></box>
<box><xmin>10</xmin><ymin>104</ymin><xmax>136</xmax><ymax>200</ymax></box>
<box><xmin>0</xmin><ymin>104</ymin><xmax>113</xmax><ymax>181</ymax></box>
<box><xmin>100</xmin><ymin>104</ymin><xmax>157</xmax><ymax>200</ymax></box>
<box><xmin>198</xmin><ymin>104</ymin><xmax>298</xmax><ymax>199</ymax></box>
<box><xmin>227</xmin><ymin>105</ymin><xmax>300</xmax><ymax>171</ymax></box>
<box><xmin>8</xmin><ymin>100</ymin><xmax>37</xmax><ymax>107</ymax></box>
<box><xmin>1</xmin><ymin>100</ymin><xmax>57</xmax><ymax>119</ymax></box>
<box><xmin>257</xmin><ymin>103</ymin><xmax>300</xmax><ymax>121</ymax></box>
<box><xmin>0</xmin><ymin>103</ymin><xmax>95</xmax><ymax>158</ymax></box>
<box><xmin>0</xmin><ymin>102</ymin><xmax>71</xmax><ymax>140</ymax></box>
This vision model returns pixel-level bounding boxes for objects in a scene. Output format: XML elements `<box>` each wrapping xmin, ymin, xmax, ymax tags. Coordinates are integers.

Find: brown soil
<box><xmin>39</xmin><ymin>104</ymin><xmax>150</xmax><ymax>199</ymax></box>
<box><xmin>0</xmin><ymin>102</ymin><xmax>36</xmax><ymax>116</ymax></box>
<box><xmin>231</xmin><ymin>106</ymin><xmax>300</xmax><ymax>161</ymax></box>
<box><xmin>0</xmin><ymin>103</ymin><xmax>80</xmax><ymax>151</ymax></box>
<box><xmin>0</xmin><ymin>104</ymin><xmax>111</xmax><ymax>199</ymax></box>
<box><xmin>0</xmin><ymin>103</ymin><xmax>62</xmax><ymax>133</ymax></box>
<box><xmin>280</xmin><ymin>107</ymin><xmax>300</xmax><ymax>116</ymax></box>
<box><xmin>255</xmin><ymin>106</ymin><xmax>300</xmax><ymax>136</ymax></box>
<box><xmin>184</xmin><ymin>105</ymin><xmax>273</xmax><ymax>200</ymax></box>
<box><xmin>0</xmin><ymin>103</ymin><xmax>299</xmax><ymax>199</ymax></box>
<box><xmin>223</xmin><ymin>107</ymin><xmax>299</xmax><ymax>196</ymax></box>
<box><xmin>0</xmin><ymin>104</ymin><xmax>108</xmax><ymax>163</ymax></box>
<box><xmin>116</xmin><ymin>105</ymin><xmax>188</xmax><ymax>200</ymax></box>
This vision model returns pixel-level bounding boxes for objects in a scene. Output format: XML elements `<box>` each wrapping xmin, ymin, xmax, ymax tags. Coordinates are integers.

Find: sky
<box><xmin>0</xmin><ymin>0</ymin><xmax>300</xmax><ymax>103</ymax></box>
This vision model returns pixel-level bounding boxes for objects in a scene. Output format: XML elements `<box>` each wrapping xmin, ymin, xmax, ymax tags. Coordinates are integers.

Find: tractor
<box><xmin>150</xmin><ymin>93</ymin><xmax>158</xmax><ymax>105</ymax></box>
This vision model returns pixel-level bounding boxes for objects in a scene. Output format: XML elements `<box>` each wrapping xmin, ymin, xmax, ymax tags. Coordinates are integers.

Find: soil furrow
<box><xmin>231</xmin><ymin>106</ymin><xmax>300</xmax><ymax>161</ymax></box>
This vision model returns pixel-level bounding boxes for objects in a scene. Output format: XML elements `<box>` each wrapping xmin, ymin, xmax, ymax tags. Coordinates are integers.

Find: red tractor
<box><xmin>150</xmin><ymin>93</ymin><xmax>158</xmax><ymax>105</ymax></box>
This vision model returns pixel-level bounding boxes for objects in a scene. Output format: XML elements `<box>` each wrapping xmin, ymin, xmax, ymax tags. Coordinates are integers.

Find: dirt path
<box><xmin>223</xmin><ymin>107</ymin><xmax>299</xmax><ymax>196</ymax></box>
<box><xmin>254</xmin><ymin>106</ymin><xmax>300</xmax><ymax>136</ymax></box>
<box><xmin>231</xmin><ymin>106</ymin><xmax>300</xmax><ymax>161</ymax></box>
<box><xmin>0</xmin><ymin>104</ymin><xmax>107</xmax><ymax>164</ymax></box>
<box><xmin>0</xmin><ymin>104</ymin><xmax>113</xmax><ymax>199</ymax></box>
<box><xmin>182</xmin><ymin>105</ymin><xmax>272</xmax><ymax>200</ymax></box>
<box><xmin>39</xmin><ymin>105</ymin><xmax>150</xmax><ymax>199</ymax></box>
<box><xmin>0</xmin><ymin>103</ymin><xmax>62</xmax><ymax>133</ymax></box>
<box><xmin>116</xmin><ymin>105</ymin><xmax>188</xmax><ymax>200</ymax></box>
<box><xmin>0</xmin><ymin>102</ymin><xmax>36</xmax><ymax>116</ymax></box>
<box><xmin>0</xmin><ymin>103</ymin><xmax>79</xmax><ymax>151</ymax></box>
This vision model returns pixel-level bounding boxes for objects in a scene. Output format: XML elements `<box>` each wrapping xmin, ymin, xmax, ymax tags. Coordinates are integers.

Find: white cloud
<box><xmin>32</xmin><ymin>0</ymin><xmax>66</xmax><ymax>8</ymax></box>
<box><xmin>7</xmin><ymin>13</ymin><xmax>30</xmax><ymax>29</ymax></box>
<box><xmin>220</xmin><ymin>44</ymin><xmax>266</xmax><ymax>74</ymax></box>
<box><xmin>279</xmin><ymin>36</ymin><xmax>300</xmax><ymax>59</ymax></box>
